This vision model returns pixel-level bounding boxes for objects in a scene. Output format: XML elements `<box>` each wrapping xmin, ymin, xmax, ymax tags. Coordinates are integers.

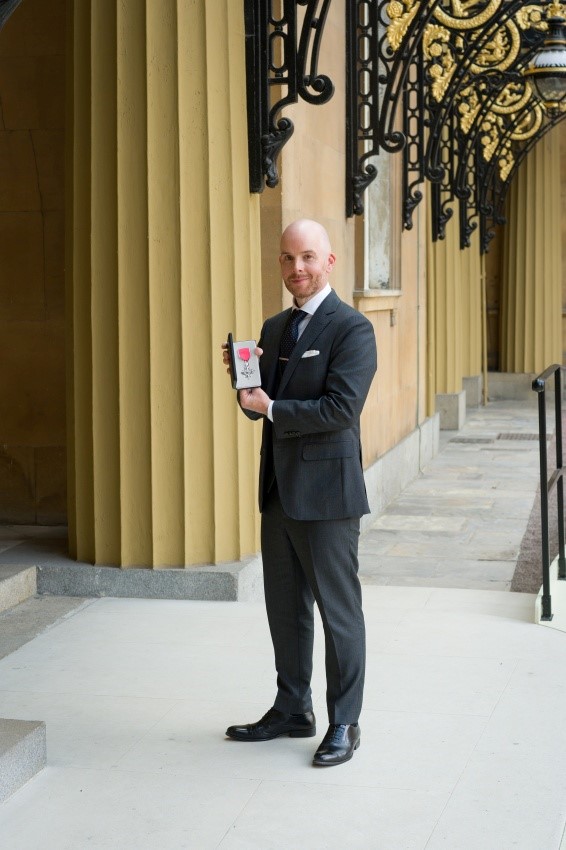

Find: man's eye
<box><xmin>304</xmin><ymin>254</ymin><xmax>314</xmax><ymax>260</ymax></box>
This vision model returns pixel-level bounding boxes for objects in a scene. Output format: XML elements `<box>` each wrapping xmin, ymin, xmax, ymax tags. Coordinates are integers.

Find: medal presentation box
<box><xmin>227</xmin><ymin>333</ymin><xmax>261</xmax><ymax>390</ymax></box>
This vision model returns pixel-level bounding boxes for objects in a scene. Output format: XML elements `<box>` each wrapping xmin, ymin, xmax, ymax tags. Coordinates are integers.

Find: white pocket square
<box><xmin>302</xmin><ymin>350</ymin><xmax>320</xmax><ymax>358</ymax></box>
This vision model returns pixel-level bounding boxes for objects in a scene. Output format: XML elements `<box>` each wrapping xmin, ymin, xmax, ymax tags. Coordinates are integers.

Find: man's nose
<box><xmin>292</xmin><ymin>257</ymin><xmax>304</xmax><ymax>273</ymax></box>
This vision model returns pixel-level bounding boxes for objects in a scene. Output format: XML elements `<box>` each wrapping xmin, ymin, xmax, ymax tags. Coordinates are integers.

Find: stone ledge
<box><xmin>0</xmin><ymin>719</ymin><xmax>46</xmax><ymax>803</ymax></box>
<box><xmin>436</xmin><ymin>390</ymin><xmax>466</xmax><ymax>430</ymax></box>
<box><xmin>37</xmin><ymin>555</ymin><xmax>264</xmax><ymax>602</ymax></box>
<box><xmin>0</xmin><ymin>565</ymin><xmax>37</xmax><ymax>614</ymax></box>
<box><xmin>487</xmin><ymin>372</ymin><xmax>539</xmax><ymax>403</ymax></box>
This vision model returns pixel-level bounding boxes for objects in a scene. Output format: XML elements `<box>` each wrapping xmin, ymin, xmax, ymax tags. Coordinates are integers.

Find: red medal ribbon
<box><xmin>237</xmin><ymin>347</ymin><xmax>251</xmax><ymax>362</ymax></box>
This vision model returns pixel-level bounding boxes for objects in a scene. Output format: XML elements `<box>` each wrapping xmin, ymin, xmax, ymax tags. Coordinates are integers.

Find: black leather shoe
<box><xmin>226</xmin><ymin>707</ymin><xmax>316</xmax><ymax>741</ymax></box>
<box><xmin>312</xmin><ymin>723</ymin><xmax>360</xmax><ymax>766</ymax></box>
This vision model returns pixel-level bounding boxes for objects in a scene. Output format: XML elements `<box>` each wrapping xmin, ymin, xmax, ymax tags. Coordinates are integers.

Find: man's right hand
<box><xmin>221</xmin><ymin>342</ymin><xmax>231</xmax><ymax>375</ymax></box>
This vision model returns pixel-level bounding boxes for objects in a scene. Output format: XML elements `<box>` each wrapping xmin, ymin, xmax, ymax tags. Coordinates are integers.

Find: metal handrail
<box><xmin>532</xmin><ymin>365</ymin><xmax>566</xmax><ymax>621</ymax></box>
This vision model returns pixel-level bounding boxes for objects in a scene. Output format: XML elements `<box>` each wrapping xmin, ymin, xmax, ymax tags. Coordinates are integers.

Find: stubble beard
<box><xmin>285</xmin><ymin>273</ymin><xmax>326</xmax><ymax>305</ymax></box>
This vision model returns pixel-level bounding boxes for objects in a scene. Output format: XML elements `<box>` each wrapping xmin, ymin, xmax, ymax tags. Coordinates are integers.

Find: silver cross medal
<box><xmin>237</xmin><ymin>346</ymin><xmax>254</xmax><ymax>380</ymax></box>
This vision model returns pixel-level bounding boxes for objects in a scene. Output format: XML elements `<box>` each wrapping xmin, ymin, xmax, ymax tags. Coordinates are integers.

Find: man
<box><xmin>222</xmin><ymin>219</ymin><xmax>377</xmax><ymax>766</ymax></box>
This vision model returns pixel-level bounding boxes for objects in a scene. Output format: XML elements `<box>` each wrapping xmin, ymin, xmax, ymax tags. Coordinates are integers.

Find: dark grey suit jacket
<box><xmin>246</xmin><ymin>289</ymin><xmax>377</xmax><ymax>521</ymax></box>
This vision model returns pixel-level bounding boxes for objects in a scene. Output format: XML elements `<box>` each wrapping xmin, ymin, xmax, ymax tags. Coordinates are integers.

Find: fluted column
<box><xmin>500</xmin><ymin>132</ymin><xmax>562</xmax><ymax>373</ymax></box>
<box><xmin>426</xmin><ymin>204</ymin><xmax>466</xmax><ymax>427</ymax></box>
<box><xmin>461</xmin><ymin>226</ymin><xmax>482</xmax><ymax>378</ymax></box>
<box><xmin>461</xmin><ymin>226</ymin><xmax>485</xmax><ymax>406</ymax></box>
<box><xmin>66</xmin><ymin>0</ymin><xmax>262</xmax><ymax>567</ymax></box>
<box><xmin>427</xmin><ymin>207</ymin><xmax>463</xmax><ymax>393</ymax></box>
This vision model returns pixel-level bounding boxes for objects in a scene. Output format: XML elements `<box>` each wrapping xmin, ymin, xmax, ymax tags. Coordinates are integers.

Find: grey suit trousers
<box><xmin>261</xmin><ymin>484</ymin><xmax>366</xmax><ymax>724</ymax></box>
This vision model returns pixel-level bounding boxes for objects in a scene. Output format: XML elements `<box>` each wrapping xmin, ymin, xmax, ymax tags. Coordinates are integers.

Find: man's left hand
<box><xmin>239</xmin><ymin>387</ymin><xmax>271</xmax><ymax>416</ymax></box>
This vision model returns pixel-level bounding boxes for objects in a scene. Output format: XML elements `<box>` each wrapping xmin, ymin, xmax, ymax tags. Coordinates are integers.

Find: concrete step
<box><xmin>0</xmin><ymin>570</ymin><xmax>47</xmax><ymax>803</ymax></box>
<box><xmin>0</xmin><ymin>719</ymin><xmax>46</xmax><ymax>802</ymax></box>
<box><xmin>0</xmin><ymin>595</ymin><xmax>89</xmax><ymax>662</ymax></box>
<box><xmin>0</xmin><ymin>564</ymin><xmax>37</xmax><ymax>614</ymax></box>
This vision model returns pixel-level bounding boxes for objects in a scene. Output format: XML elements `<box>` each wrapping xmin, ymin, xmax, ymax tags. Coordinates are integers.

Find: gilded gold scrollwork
<box><xmin>432</xmin><ymin>0</ymin><xmax>543</xmax><ymax>158</ymax></box>
<box><xmin>470</xmin><ymin>22</ymin><xmax>519</xmax><ymax>74</ymax></box>
<box><xmin>434</xmin><ymin>0</ymin><xmax>502</xmax><ymax>32</ymax></box>
<box><xmin>491</xmin><ymin>82</ymin><xmax>534</xmax><ymax>117</ymax></box>
<box><xmin>480</xmin><ymin>116</ymin><xmax>499</xmax><ymax>162</ymax></box>
<box><xmin>497</xmin><ymin>142</ymin><xmax>515</xmax><ymax>181</ymax></box>
<box><xmin>458</xmin><ymin>84</ymin><xmax>482</xmax><ymax>133</ymax></box>
<box><xmin>509</xmin><ymin>105</ymin><xmax>543</xmax><ymax>142</ymax></box>
<box><xmin>480</xmin><ymin>85</ymin><xmax>543</xmax><ymax>179</ymax></box>
<box><xmin>386</xmin><ymin>0</ymin><xmax>421</xmax><ymax>52</ymax></box>
<box><xmin>380</xmin><ymin>0</ymin><xmax>557</xmax><ymax>234</ymax></box>
<box><xmin>423</xmin><ymin>24</ymin><xmax>456</xmax><ymax>101</ymax></box>
<box><xmin>515</xmin><ymin>5</ymin><xmax>545</xmax><ymax>32</ymax></box>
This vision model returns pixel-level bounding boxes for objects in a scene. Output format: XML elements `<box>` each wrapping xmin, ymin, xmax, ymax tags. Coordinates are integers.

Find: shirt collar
<box><xmin>293</xmin><ymin>283</ymin><xmax>331</xmax><ymax>317</ymax></box>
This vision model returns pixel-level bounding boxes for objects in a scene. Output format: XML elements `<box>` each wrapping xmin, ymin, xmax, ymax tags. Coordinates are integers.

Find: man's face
<box><xmin>279</xmin><ymin>225</ymin><xmax>335</xmax><ymax>306</ymax></box>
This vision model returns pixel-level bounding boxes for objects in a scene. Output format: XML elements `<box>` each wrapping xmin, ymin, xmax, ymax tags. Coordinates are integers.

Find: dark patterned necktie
<box><xmin>279</xmin><ymin>309</ymin><xmax>308</xmax><ymax>365</ymax></box>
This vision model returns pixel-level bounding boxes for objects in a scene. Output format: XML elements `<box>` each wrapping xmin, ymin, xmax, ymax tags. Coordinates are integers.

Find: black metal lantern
<box><xmin>524</xmin><ymin>2</ymin><xmax>566</xmax><ymax>115</ymax></box>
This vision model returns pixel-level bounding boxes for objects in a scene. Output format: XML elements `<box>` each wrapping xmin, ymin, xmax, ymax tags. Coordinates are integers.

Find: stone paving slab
<box><xmin>359</xmin><ymin>401</ymin><xmax>542</xmax><ymax>591</ymax></box>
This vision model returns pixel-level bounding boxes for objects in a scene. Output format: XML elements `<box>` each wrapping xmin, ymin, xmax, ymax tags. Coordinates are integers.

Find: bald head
<box><xmin>279</xmin><ymin>219</ymin><xmax>336</xmax><ymax>306</ymax></box>
<box><xmin>280</xmin><ymin>219</ymin><xmax>333</xmax><ymax>256</ymax></box>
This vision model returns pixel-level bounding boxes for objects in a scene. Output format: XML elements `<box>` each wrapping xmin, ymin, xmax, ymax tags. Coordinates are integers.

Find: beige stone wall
<box><xmin>562</xmin><ymin>125</ymin><xmax>566</xmax><ymax>363</ymax></box>
<box><xmin>355</xmin><ymin>208</ymin><xmax>427</xmax><ymax>466</ymax></box>
<box><xmin>261</xmin><ymin>0</ymin><xmax>426</xmax><ymax>469</ymax></box>
<box><xmin>0</xmin><ymin>0</ymin><xmax>66</xmax><ymax>523</ymax></box>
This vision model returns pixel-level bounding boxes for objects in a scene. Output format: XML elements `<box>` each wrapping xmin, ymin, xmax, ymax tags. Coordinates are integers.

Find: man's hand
<box><xmin>238</xmin><ymin>387</ymin><xmax>271</xmax><ymax>416</ymax></box>
<box><xmin>221</xmin><ymin>342</ymin><xmax>231</xmax><ymax>375</ymax></box>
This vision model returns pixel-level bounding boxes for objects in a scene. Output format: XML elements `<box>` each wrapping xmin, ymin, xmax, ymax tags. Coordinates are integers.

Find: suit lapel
<box><xmin>276</xmin><ymin>290</ymin><xmax>339</xmax><ymax>398</ymax></box>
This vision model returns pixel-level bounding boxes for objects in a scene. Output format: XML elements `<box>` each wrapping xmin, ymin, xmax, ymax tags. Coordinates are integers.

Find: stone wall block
<box><xmin>0</xmin><ymin>321</ymin><xmax>65</xmax><ymax>445</ymax></box>
<box><xmin>35</xmin><ymin>446</ymin><xmax>66</xmax><ymax>524</ymax></box>
<box><xmin>0</xmin><ymin>446</ymin><xmax>35</xmax><ymax>523</ymax></box>
<box><xmin>30</xmin><ymin>130</ymin><xmax>64</xmax><ymax>209</ymax></box>
<box><xmin>0</xmin><ymin>131</ymin><xmax>40</xmax><ymax>209</ymax></box>
<box><xmin>0</xmin><ymin>56</ymin><xmax>64</xmax><ymax>129</ymax></box>
<box><xmin>44</xmin><ymin>209</ymin><xmax>64</xmax><ymax>318</ymax></box>
<box><xmin>0</xmin><ymin>211</ymin><xmax>44</xmax><ymax>320</ymax></box>
<box><xmin>0</xmin><ymin>0</ymin><xmax>64</xmax><ymax>57</ymax></box>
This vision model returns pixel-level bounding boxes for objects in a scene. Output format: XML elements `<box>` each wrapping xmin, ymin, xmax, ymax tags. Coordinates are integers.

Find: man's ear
<box><xmin>327</xmin><ymin>253</ymin><xmax>336</xmax><ymax>274</ymax></box>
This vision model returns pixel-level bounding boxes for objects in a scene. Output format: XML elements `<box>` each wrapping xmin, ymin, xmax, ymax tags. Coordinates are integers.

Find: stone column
<box><xmin>461</xmin><ymin>227</ymin><xmax>484</xmax><ymax>407</ymax></box>
<box><xmin>66</xmin><ymin>1</ymin><xmax>262</xmax><ymax>567</ymax></box>
<box><xmin>427</xmin><ymin>205</ymin><xmax>466</xmax><ymax>429</ymax></box>
<box><xmin>500</xmin><ymin>132</ymin><xmax>562</xmax><ymax>374</ymax></box>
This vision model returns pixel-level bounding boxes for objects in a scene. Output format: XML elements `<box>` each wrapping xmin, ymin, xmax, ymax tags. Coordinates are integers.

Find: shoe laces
<box><xmin>259</xmin><ymin>708</ymin><xmax>283</xmax><ymax>725</ymax></box>
<box><xmin>325</xmin><ymin>724</ymin><xmax>347</xmax><ymax>744</ymax></box>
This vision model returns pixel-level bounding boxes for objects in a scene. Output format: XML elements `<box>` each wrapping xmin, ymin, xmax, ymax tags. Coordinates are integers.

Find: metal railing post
<box><xmin>554</xmin><ymin>369</ymin><xmax>566</xmax><ymax>580</ymax></box>
<box><xmin>532</xmin><ymin>364</ymin><xmax>566</xmax><ymax>621</ymax></box>
<box><xmin>536</xmin><ymin>381</ymin><xmax>553</xmax><ymax>620</ymax></box>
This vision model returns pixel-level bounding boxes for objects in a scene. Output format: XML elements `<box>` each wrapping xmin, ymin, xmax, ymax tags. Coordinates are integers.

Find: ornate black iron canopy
<box><xmin>244</xmin><ymin>1</ymin><xmax>335</xmax><ymax>192</ymax></box>
<box><xmin>244</xmin><ymin>0</ymin><xmax>566</xmax><ymax>251</ymax></box>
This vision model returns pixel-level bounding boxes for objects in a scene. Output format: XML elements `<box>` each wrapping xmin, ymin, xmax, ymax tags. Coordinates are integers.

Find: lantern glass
<box><xmin>524</xmin><ymin>10</ymin><xmax>566</xmax><ymax>109</ymax></box>
<box><xmin>531</xmin><ymin>71</ymin><xmax>566</xmax><ymax>104</ymax></box>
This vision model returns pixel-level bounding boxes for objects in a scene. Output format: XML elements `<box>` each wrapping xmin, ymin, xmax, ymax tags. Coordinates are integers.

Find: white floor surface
<box><xmin>1</xmin><ymin>586</ymin><xmax>566</xmax><ymax>849</ymax></box>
